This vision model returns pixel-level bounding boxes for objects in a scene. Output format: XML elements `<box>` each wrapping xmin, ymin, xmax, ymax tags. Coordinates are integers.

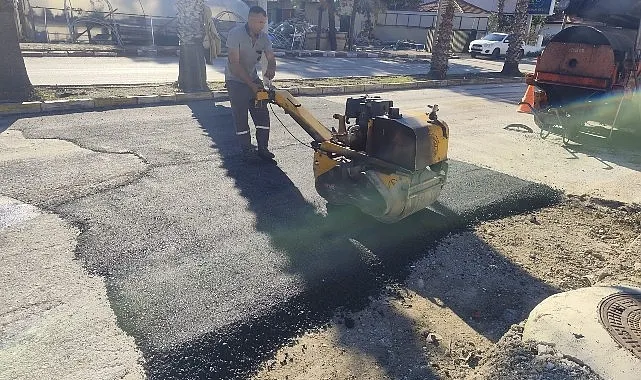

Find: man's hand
<box><xmin>264</xmin><ymin>67</ymin><xmax>275</xmax><ymax>80</ymax></box>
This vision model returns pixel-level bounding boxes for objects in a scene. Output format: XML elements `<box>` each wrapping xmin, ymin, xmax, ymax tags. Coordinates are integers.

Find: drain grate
<box><xmin>599</xmin><ymin>292</ymin><xmax>641</xmax><ymax>359</ymax></box>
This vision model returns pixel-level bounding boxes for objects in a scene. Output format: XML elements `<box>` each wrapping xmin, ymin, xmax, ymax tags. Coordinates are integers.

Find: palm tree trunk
<box><xmin>327</xmin><ymin>0</ymin><xmax>337</xmax><ymax>51</ymax></box>
<box><xmin>347</xmin><ymin>0</ymin><xmax>358</xmax><ymax>51</ymax></box>
<box><xmin>316</xmin><ymin>4</ymin><xmax>324</xmax><ymax>50</ymax></box>
<box><xmin>496</xmin><ymin>0</ymin><xmax>506</xmax><ymax>32</ymax></box>
<box><xmin>428</xmin><ymin>0</ymin><xmax>456</xmax><ymax>80</ymax></box>
<box><xmin>0</xmin><ymin>0</ymin><xmax>34</xmax><ymax>102</ymax></box>
<box><xmin>177</xmin><ymin>0</ymin><xmax>207</xmax><ymax>92</ymax></box>
<box><xmin>501</xmin><ymin>0</ymin><xmax>528</xmax><ymax>76</ymax></box>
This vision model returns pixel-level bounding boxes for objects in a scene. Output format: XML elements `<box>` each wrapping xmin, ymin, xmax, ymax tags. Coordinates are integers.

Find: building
<box><xmin>465</xmin><ymin>0</ymin><xmax>519</xmax><ymax>13</ymax></box>
<box><xmin>375</xmin><ymin>0</ymin><xmax>491</xmax><ymax>52</ymax></box>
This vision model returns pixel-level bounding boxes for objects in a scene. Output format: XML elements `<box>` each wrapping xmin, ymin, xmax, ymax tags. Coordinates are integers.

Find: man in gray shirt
<box><xmin>225</xmin><ymin>6</ymin><xmax>277</xmax><ymax>161</ymax></box>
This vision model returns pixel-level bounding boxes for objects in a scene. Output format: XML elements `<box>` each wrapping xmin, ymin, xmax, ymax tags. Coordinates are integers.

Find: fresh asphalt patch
<box><xmin>0</xmin><ymin>98</ymin><xmax>562</xmax><ymax>379</ymax></box>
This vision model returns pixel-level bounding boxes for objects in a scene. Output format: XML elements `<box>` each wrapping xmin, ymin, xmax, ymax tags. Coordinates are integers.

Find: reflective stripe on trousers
<box><xmin>226</xmin><ymin>80</ymin><xmax>271</xmax><ymax>149</ymax></box>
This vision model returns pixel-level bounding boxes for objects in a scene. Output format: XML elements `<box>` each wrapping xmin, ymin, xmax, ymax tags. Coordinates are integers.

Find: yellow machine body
<box><xmin>257</xmin><ymin>89</ymin><xmax>449</xmax><ymax>223</ymax></box>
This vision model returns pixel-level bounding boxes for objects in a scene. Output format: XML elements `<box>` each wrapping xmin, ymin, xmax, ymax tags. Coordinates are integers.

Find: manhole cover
<box><xmin>599</xmin><ymin>292</ymin><xmax>641</xmax><ymax>359</ymax></box>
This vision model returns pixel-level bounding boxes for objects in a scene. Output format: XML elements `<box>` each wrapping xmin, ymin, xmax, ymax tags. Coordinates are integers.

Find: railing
<box><xmin>29</xmin><ymin>6</ymin><xmax>177</xmax><ymax>46</ymax></box>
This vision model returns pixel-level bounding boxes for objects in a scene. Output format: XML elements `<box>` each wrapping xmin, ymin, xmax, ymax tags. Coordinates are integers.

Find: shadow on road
<box><xmin>134</xmin><ymin>100</ymin><xmax>563</xmax><ymax>379</ymax></box>
<box><xmin>150</xmin><ymin>100</ymin><xmax>446</xmax><ymax>380</ymax></box>
<box><xmin>331</xmin><ymin>232</ymin><xmax>558</xmax><ymax>380</ymax></box>
<box><xmin>544</xmin><ymin>125</ymin><xmax>641</xmax><ymax>173</ymax></box>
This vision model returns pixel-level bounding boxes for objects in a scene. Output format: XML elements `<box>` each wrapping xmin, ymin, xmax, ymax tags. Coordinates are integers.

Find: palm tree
<box><xmin>346</xmin><ymin>0</ymin><xmax>384</xmax><ymax>51</ymax></box>
<box><xmin>501</xmin><ymin>0</ymin><xmax>528</xmax><ymax>76</ymax></box>
<box><xmin>496</xmin><ymin>0</ymin><xmax>507</xmax><ymax>32</ymax></box>
<box><xmin>0</xmin><ymin>0</ymin><xmax>34</xmax><ymax>102</ymax></box>
<box><xmin>428</xmin><ymin>0</ymin><xmax>457</xmax><ymax>79</ymax></box>
<box><xmin>176</xmin><ymin>0</ymin><xmax>207</xmax><ymax>91</ymax></box>
<box><xmin>315</xmin><ymin>1</ymin><xmax>325</xmax><ymax>50</ymax></box>
<box><xmin>327</xmin><ymin>0</ymin><xmax>337</xmax><ymax>51</ymax></box>
<box><xmin>347</xmin><ymin>0</ymin><xmax>358</xmax><ymax>50</ymax></box>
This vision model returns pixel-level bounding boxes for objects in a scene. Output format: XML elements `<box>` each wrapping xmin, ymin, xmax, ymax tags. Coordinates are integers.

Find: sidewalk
<box><xmin>20</xmin><ymin>42</ymin><xmax>435</xmax><ymax>60</ymax></box>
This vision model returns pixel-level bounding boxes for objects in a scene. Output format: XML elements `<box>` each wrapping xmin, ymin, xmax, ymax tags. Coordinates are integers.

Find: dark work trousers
<box><xmin>226</xmin><ymin>79</ymin><xmax>270</xmax><ymax>151</ymax></box>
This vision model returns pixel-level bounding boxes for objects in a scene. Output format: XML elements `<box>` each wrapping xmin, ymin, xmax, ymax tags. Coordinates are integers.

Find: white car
<box><xmin>469</xmin><ymin>33</ymin><xmax>524</xmax><ymax>59</ymax></box>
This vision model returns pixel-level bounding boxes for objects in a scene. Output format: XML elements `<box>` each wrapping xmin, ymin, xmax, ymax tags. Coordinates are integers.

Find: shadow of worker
<box><xmin>187</xmin><ymin>99</ymin><xmax>380</xmax><ymax>289</ymax></box>
<box><xmin>185</xmin><ymin>100</ymin><xmax>451</xmax><ymax>379</ymax></box>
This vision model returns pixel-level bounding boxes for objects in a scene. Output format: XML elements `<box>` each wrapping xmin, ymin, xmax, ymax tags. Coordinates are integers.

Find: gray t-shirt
<box><xmin>224</xmin><ymin>24</ymin><xmax>273</xmax><ymax>83</ymax></box>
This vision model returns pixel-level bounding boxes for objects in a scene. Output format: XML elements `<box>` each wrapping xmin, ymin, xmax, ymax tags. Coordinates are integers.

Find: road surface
<box><xmin>4</xmin><ymin>83</ymin><xmax>639</xmax><ymax>379</ymax></box>
<box><xmin>23</xmin><ymin>55</ymin><xmax>536</xmax><ymax>85</ymax></box>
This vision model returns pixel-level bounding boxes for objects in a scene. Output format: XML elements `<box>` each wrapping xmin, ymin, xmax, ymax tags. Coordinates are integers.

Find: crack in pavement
<box><xmin>2</xmin><ymin>129</ymin><xmax>222</xmax><ymax>212</ymax></box>
<box><xmin>13</xmin><ymin>128</ymin><xmax>151</xmax><ymax>165</ymax></box>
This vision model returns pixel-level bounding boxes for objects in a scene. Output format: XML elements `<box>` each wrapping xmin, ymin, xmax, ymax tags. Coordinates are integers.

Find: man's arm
<box><xmin>264</xmin><ymin>50</ymin><xmax>276</xmax><ymax>80</ymax></box>
<box><xmin>228</xmin><ymin>48</ymin><xmax>261</xmax><ymax>92</ymax></box>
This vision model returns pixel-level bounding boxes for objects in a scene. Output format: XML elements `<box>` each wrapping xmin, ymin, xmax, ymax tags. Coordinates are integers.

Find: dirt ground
<box><xmin>252</xmin><ymin>196</ymin><xmax>641</xmax><ymax>380</ymax></box>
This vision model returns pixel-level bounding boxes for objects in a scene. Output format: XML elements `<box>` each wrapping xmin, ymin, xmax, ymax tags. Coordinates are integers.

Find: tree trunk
<box><xmin>316</xmin><ymin>4</ymin><xmax>324</xmax><ymax>50</ymax></box>
<box><xmin>327</xmin><ymin>0</ymin><xmax>337</xmax><ymax>51</ymax></box>
<box><xmin>496</xmin><ymin>0</ymin><xmax>507</xmax><ymax>32</ymax></box>
<box><xmin>428</xmin><ymin>0</ymin><xmax>455</xmax><ymax>80</ymax></box>
<box><xmin>0</xmin><ymin>0</ymin><xmax>34</xmax><ymax>102</ymax></box>
<box><xmin>17</xmin><ymin>0</ymin><xmax>34</xmax><ymax>41</ymax></box>
<box><xmin>501</xmin><ymin>0</ymin><xmax>528</xmax><ymax>76</ymax></box>
<box><xmin>347</xmin><ymin>0</ymin><xmax>358</xmax><ymax>51</ymax></box>
<box><xmin>177</xmin><ymin>0</ymin><xmax>207</xmax><ymax>92</ymax></box>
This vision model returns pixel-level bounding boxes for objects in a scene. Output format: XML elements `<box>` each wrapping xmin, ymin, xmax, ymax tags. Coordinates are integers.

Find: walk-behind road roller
<box><xmin>255</xmin><ymin>88</ymin><xmax>449</xmax><ymax>223</ymax></box>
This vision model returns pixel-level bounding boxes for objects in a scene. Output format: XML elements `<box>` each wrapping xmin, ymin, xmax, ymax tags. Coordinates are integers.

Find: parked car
<box><xmin>468</xmin><ymin>33</ymin><xmax>524</xmax><ymax>59</ymax></box>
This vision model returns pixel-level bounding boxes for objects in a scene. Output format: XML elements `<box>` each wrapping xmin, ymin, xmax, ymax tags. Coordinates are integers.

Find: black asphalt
<box><xmin>0</xmin><ymin>96</ymin><xmax>561</xmax><ymax>379</ymax></box>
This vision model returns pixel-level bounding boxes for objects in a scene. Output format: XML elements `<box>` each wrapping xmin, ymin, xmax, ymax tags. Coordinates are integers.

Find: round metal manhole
<box><xmin>598</xmin><ymin>292</ymin><xmax>641</xmax><ymax>359</ymax></box>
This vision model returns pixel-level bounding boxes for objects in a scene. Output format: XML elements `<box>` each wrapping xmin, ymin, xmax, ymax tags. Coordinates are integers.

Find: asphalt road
<box><xmin>1</xmin><ymin>85</ymin><xmax>561</xmax><ymax>379</ymax></box>
<box><xmin>23</xmin><ymin>55</ymin><xmax>536</xmax><ymax>85</ymax></box>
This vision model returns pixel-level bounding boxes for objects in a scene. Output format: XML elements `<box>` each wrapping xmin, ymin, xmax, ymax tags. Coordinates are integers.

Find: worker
<box><xmin>202</xmin><ymin>6</ymin><xmax>221</xmax><ymax>64</ymax></box>
<box><xmin>225</xmin><ymin>6</ymin><xmax>277</xmax><ymax>161</ymax></box>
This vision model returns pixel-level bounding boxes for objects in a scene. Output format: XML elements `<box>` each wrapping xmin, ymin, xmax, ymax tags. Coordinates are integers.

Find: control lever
<box><xmin>427</xmin><ymin>104</ymin><xmax>439</xmax><ymax>121</ymax></box>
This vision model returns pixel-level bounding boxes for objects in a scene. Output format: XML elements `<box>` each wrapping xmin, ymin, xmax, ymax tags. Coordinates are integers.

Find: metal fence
<box><xmin>29</xmin><ymin>6</ymin><xmax>178</xmax><ymax>46</ymax></box>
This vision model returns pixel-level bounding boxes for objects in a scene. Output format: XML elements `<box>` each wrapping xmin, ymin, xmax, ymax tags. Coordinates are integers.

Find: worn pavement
<box><xmin>0</xmin><ymin>85</ymin><xmax>595</xmax><ymax>379</ymax></box>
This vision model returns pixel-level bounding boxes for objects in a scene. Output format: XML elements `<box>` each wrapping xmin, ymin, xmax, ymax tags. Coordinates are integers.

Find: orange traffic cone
<box><xmin>517</xmin><ymin>85</ymin><xmax>535</xmax><ymax>113</ymax></box>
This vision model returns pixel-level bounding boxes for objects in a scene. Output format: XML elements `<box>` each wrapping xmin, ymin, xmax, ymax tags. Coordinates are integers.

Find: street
<box><xmin>22</xmin><ymin>55</ymin><xmax>537</xmax><ymax>85</ymax></box>
<box><xmin>2</xmin><ymin>83</ymin><xmax>640</xmax><ymax>379</ymax></box>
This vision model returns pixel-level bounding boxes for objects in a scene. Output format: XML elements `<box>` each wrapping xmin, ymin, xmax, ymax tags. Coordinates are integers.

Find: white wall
<box><xmin>465</xmin><ymin>0</ymin><xmax>519</xmax><ymax>13</ymax></box>
<box><xmin>374</xmin><ymin>25</ymin><xmax>430</xmax><ymax>43</ymax></box>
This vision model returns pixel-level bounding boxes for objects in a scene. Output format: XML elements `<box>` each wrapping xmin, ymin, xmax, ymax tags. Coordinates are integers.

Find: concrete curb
<box><xmin>0</xmin><ymin>77</ymin><xmax>525</xmax><ymax>117</ymax></box>
<box><xmin>279</xmin><ymin>50</ymin><xmax>430</xmax><ymax>60</ymax></box>
<box><xmin>523</xmin><ymin>286</ymin><xmax>641</xmax><ymax>380</ymax></box>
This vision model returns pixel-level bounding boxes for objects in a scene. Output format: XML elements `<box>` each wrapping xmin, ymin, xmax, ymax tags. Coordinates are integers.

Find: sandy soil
<box><xmin>252</xmin><ymin>196</ymin><xmax>641</xmax><ymax>380</ymax></box>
